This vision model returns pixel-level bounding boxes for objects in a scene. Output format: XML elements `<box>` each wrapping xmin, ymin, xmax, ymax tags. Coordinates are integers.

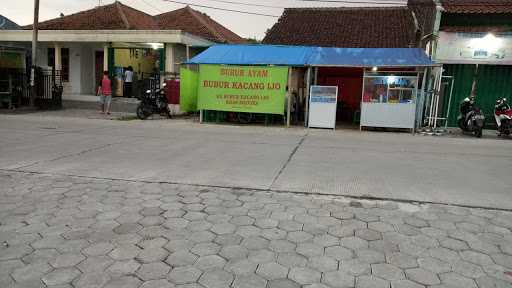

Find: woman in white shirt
<box><xmin>124</xmin><ymin>66</ymin><xmax>134</xmax><ymax>98</ymax></box>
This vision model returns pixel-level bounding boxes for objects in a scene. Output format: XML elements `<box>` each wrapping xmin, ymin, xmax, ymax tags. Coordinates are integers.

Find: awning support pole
<box><xmin>444</xmin><ymin>76</ymin><xmax>455</xmax><ymax>128</ymax></box>
<box><xmin>286</xmin><ymin>67</ymin><xmax>292</xmax><ymax>127</ymax></box>
<box><xmin>305</xmin><ymin>67</ymin><xmax>311</xmax><ymax>127</ymax></box>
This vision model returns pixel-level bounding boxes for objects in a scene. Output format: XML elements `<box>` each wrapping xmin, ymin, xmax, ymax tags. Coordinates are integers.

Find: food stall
<box><xmin>361</xmin><ymin>72</ymin><xmax>419</xmax><ymax>129</ymax></box>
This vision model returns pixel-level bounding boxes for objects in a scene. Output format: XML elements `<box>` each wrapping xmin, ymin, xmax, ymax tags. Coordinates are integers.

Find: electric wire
<box><xmin>162</xmin><ymin>0</ymin><xmax>281</xmax><ymax>17</ymax></box>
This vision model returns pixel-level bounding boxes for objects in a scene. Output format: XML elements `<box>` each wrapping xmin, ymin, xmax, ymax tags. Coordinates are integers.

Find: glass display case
<box><xmin>361</xmin><ymin>73</ymin><xmax>419</xmax><ymax>129</ymax></box>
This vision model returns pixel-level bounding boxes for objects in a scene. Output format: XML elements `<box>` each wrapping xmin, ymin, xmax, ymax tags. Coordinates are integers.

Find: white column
<box><xmin>186</xmin><ymin>45</ymin><xmax>190</xmax><ymax>61</ymax></box>
<box><xmin>103</xmin><ymin>44</ymin><xmax>109</xmax><ymax>71</ymax></box>
<box><xmin>165</xmin><ymin>43</ymin><xmax>175</xmax><ymax>73</ymax></box>
<box><xmin>54</xmin><ymin>43</ymin><xmax>62</xmax><ymax>71</ymax></box>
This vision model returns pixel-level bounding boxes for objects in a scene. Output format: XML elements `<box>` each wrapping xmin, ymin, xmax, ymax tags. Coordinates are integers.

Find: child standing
<box><xmin>97</xmin><ymin>71</ymin><xmax>112</xmax><ymax>114</ymax></box>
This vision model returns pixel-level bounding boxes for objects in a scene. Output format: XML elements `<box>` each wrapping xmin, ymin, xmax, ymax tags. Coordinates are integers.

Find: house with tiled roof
<box><xmin>263</xmin><ymin>0</ymin><xmax>437</xmax><ymax>48</ymax></box>
<box><xmin>0</xmin><ymin>1</ymin><xmax>244</xmax><ymax>98</ymax></box>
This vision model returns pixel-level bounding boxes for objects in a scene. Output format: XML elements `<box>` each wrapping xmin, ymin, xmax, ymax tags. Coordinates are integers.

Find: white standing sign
<box><xmin>308</xmin><ymin>85</ymin><xmax>338</xmax><ymax>129</ymax></box>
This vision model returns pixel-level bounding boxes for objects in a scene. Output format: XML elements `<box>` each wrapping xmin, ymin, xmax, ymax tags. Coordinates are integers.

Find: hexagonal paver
<box><xmin>219</xmin><ymin>245</ymin><xmax>248</xmax><ymax>260</ymax></box>
<box><xmin>11</xmin><ymin>262</ymin><xmax>52</xmax><ymax>283</ymax></box>
<box><xmin>262</xmin><ymin>228</ymin><xmax>287</xmax><ymax>240</ymax></box>
<box><xmin>191</xmin><ymin>242</ymin><xmax>221</xmax><ymax>256</ymax></box>
<box><xmin>83</xmin><ymin>242</ymin><xmax>115</xmax><ymax>256</ymax></box>
<box><xmin>166</xmin><ymin>251</ymin><xmax>198</xmax><ymax>267</ymax></box>
<box><xmin>139</xmin><ymin>279</ymin><xmax>175</xmax><ymax>288</ymax></box>
<box><xmin>460</xmin><ymin>250</ymin><xmax>494</xmax><ymax>266</ymax></box>
<box><xmin>248</xmin><ymin>249</ymin><xmax>276</xmax><ymax>264</ymax></box>
<box><xmin>439</xmin><ymin>272</ymin><xmax>477</xmax><ymax>288</ymax></box>
<box><xmin>255</xmin><ymin>218</ymin><xmax>279</xmax><ymax>229</ymax></box>
<box><xmin>296</xmin><ymin>243</ymin><xmax>324</xmax><ymax>257</ymax></box>
<box><xmin>269</xmin><ymin>279</ymin><xmax>300</xmax><ymax>288</ymax></box>
<box><xmin>325</xmin><ymin>245</ymin><xmax>353</xmax><ymax>260</ymax></box>
<box><xmin>241</xmin><ymin>236</ymin><xmax>269</xmax><ymax>250</ymax></box>
<box><xmin>42</xmin><ymin>267</ymin><xmax>81</xmax><ymax>286</ymax></box>
<box><xmin>198</xmin><ymin>269</ymin><xmax>234</xmax><ymax>288</ymax></box>
<box><xmin>289</xmin><ymin>267</ymin><xmax>321</xmax><ymax>285</ymax></box>
<box><xmin>308</xmin><ymin>256</ymin><xmax>338</xmax><ymax>272</ymax></box>
<box><xmin>73</xmin><ymin>272</ymin><xmax>111</xmax><ymax>288</ymax></box>
<box><xmin>355</xmin><ymin>275</ymin><xmax>389</xmax><ymax>288</ymax></box>
<box><xmin>139</xmin><ymin>237</ymin><xmax>168</xmax><ymax>249</ymax></box>
<box><xmin>232</xmin><ymin>274</ymin><xmax>267</xmax><ymax>288</ymax></box>
<box><xmin>210</xmin><ymin>223</ymin><xmax>236</xmax><ymax>235</ymax></box>
<box><xmin>109</xmin><ymin>244</ymin><xmax>141</xmax><ymax>260</ymax></box>
<box><xmin>49</xmin><ymin>253</ymin><xmax>85</xmax><ymax>268</ymax></box>
<box><xmin>163</xmin><ymin>218</ymin><xmax>189</xmax><ymax>230</ymax></box>
<box><xmin>114</xmin><ymin>223</ymin><xmax>143</xmax><ymax>234</ymax></box>
<box><xmin>339</xmin><ymin>259</ymin><xmax>371</xmax><ymax>276</ymax></box>
<box><xmin>256</xmin><ymin>262</ymin><xmax>289</xmax><ymax>280</ymax></box>
<box><xmin>404</xmin><ymin>268</ymin><xmax>440</xmax><ymax>285</ymax></box>
<box><xmin>104</xmin><ymin>276</ymin><xmax>142</xmax><ymax>288</ymax></box>
<box><xmin>137</xmin><ymin>247</ymin><xmax>169</xmax><ymax>263</ymax></box>
<box><xmin>390</xmin><ymin>279</ymin><xmax>424</xmax><ymax>288</ymax></box>
<box><xmin>322</xmin><ymin>270</ymin><xmax>355</xmax><ymax>288</ymax></box>
<box><xmin>356</xmin><ymin>249</ymin><xmax>385</xmax><ymax>264</ymax></box>
<box><xmin>372</xmin><ymin>263</ymin><xmax>404</xmax><ymax>281</ymax></box>
<box><xmin>278</xmin><ymin>220</ymin><xmax>303</xmax><ymax>232</ymax></box>
<box><xmin>340</xmin><ymin>237</ymin><xmax>368</xmax><ymax>250</ymax></box>
<box><xmin>356</xmin><ymin>229</ymin><xmax>382</xmax><ymax>241</ymax></box>
<box><xmin>269</xmin><ymin>240</ymin><xmax>296</xmax><ymax>253</ymax></box>
<box><xmin>136</xmin><ymin>262</ymin><xmax>171</xmax><ymax>280</ymax></box>
<box><xmin>277</xmin><ymin>252</ymin><xmax>308</xmax><ymax>267</ymax></box>
<box><xmin>225</xmin><ymin>259</ymin><xmax>258</xmax><ymax>275</ymax></box>
<box><xmin>77</xmin><ymin>255</ymin><xmax>114</xmax><ymax>273</ymax></box>
<box><xmin>386</xmin><ymin>253</ymin><xmax>417</xmax><ymax>269</ymax></box>
<box><xmin>108</xmin><ymin>259</ymin><xmax>141</xmax><ymax>275</ymax></box>
<box><xmin>195</xmin><ymin>255</ymin><xmax>227</xmax><ymax>271</ymax></box>
<box><xmin>168</xmin><ymin>266</ymin><xmax>203</xmax><ymax>284</ymax></box>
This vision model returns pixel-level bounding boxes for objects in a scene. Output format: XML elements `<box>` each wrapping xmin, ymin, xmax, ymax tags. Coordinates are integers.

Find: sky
<box><xmin>1</xmin><ymin>0</ymin><xmax>406</xmax><ymax>40</ymax></box>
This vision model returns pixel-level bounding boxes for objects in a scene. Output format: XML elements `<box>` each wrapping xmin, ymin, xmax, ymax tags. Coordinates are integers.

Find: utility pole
<box><xmin>30</xmin><ymin>0</ymin><xmax>40</xmax><ymax>107</ymax></box>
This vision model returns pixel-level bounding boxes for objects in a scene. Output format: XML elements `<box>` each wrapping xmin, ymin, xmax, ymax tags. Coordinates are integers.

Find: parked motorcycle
<box><xmin>136</xmin><ymin>83</ymin><xmax>171</xmax><ymax>120</ymax></box>
<box><xmin>457</xmin><ymin>97</ymin><xmax>485</xmax><ymax>138</ymax></box>
<box><xmin>494</xmin><ymin>97</ymin><xmax>512</xmax><ymax>137</ymax></box>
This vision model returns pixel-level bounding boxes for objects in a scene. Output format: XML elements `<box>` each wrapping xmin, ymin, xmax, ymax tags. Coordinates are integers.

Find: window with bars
<box><xmin>47</xmin><ymin>47</ymin><xmax>69</xmax><ymax>82</ymax></box>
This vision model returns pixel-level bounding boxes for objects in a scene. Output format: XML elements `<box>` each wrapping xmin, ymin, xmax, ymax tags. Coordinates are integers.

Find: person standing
<box><xmin>97</xmin><ymin>71</ymin><xmax>112</xmax><ymax>115</ymax></box>
<box><xmin>124</xmin><ymin>66</ymin><xmax>134</xmax><ymax>98</ymax></box>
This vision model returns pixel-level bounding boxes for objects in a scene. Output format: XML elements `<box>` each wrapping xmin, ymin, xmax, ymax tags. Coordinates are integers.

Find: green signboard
<box><xmin>198</xmin><ymin>65</ymin><xmax>288</xmax><ymax>115</ymax></box>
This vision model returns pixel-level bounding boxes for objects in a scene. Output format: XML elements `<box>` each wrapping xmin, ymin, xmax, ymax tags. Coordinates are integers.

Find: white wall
<box><xmin>80</xmin><ymin>44</ymin><xmax>94</xmax><ymax>94</ymax></box>
<box><xmin>68</xmin><ymin>44</ymin><xmax>81</xmax><ymax>94</ymax></box>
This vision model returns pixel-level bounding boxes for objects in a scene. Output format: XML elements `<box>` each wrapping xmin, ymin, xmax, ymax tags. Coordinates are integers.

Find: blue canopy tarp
<box><xmin>187</xmin><ymin>44</ymin><xmax>312</xmax><ymax>66</ymax></box>
<box><xmin>307</xmin><ymin>47</ymin><xmax>434</xmax><ymax>67</ymax></box>
<box><xmin>187</xmin><ymin>44</ymin><xmax>435</xmax><ymax>67</ymax></box>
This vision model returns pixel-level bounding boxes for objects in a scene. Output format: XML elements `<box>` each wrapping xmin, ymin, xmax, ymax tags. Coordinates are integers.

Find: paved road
<box><xmin>1</xmin><ymin>170</ymin><xmax>512</xmax><ymax>288</ymax></box>
<box><xmin>0</xmin><ymin>113</ymin><xmax>511</xmax><ymax>209</ymax></box>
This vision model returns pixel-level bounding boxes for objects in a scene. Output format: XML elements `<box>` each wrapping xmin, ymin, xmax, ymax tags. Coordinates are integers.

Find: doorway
<box><xmin>317</xmin><ymin>67</ymin><xmax>364</xmax><ymax>126</ymax></box>
<box><xmin>95</xmin><ymin>51</ymin><xmax>104</xmax><ymax>91</ymax></box>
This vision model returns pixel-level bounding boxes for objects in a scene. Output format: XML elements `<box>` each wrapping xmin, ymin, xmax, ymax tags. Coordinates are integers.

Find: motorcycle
<box><xmin>136</xmin><ymin>83</ymin><xmax>172</xmax><ymax>120</ymax></box>
<box><xmin>457</xmin><ymin>97</ymin><xmax>485</xmax><ymax>138</ymax></box>
<box><xmin>494</xmin><ymin>97</ymin><xmax>512</xmax><ymax>137</ymax></box>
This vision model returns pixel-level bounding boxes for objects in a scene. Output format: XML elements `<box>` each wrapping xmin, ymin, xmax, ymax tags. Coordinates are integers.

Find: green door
<box><xmin>442</xmin><ymin>64</ymin><xmax>476</xmax><ymax>127</ymax></box>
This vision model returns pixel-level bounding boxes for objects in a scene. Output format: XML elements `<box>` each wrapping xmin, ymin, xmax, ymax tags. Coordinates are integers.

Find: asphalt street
<box><xmin>0</xmin><ymin>112</ymin><xmax>511</xmax><ymax>210</ymax></box>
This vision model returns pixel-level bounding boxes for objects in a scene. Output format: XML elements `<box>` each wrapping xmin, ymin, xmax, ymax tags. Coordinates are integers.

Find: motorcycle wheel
<box><xmin>475</xmin><ymin>128</ymin><xmax>482</xmax><ymax>138</ymax></box>
<box><xmin>136</xmin><ymin>105</ymin><xmax>149</xmax><ymax>120</ymax></box>
<box><xmin>238</xmin><ymin>112</ymin><xmax>252</xmax><ymax>124</ymax></box>
<box><xmin>458</xmin><ymin>117</ymin><xmax>465</xmax><ymax>130</ymax></box>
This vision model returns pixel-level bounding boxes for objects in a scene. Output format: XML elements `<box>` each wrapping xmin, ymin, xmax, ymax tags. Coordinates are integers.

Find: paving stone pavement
<box><xmin>1</xmin><ymin>171</ymin><xmax>512</xmax><ymax>288</ymax></box>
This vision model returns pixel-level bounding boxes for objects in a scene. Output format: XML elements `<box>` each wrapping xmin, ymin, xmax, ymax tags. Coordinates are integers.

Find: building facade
<box><xmin>0</xmin><ymin>2</ymin><xmax>245</xmax><ymax>99</ymax></box>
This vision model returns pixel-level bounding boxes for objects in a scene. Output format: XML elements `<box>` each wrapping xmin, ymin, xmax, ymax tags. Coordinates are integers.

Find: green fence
<box><xmin>442</xmin><ymin>64</ymin><xmax>512</xmax><ymax>127</ymax></box>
